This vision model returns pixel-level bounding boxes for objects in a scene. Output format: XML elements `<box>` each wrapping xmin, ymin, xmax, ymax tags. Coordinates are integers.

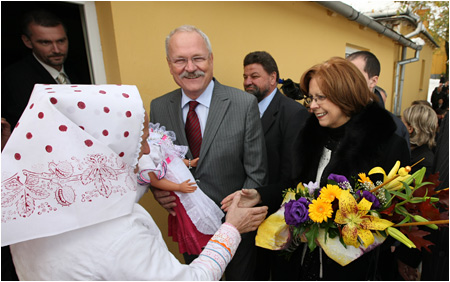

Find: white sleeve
<box><xmin>102</xmin><ymin>208</ymin><xmax>240</xmax><ymax>281</ymax></box>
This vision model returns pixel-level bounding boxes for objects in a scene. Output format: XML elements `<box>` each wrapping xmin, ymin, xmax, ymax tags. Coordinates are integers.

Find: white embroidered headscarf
<box><xmin>1</xmin><ymin>84</ymin><xmax>145</xmax><ymax>246</ymax></box>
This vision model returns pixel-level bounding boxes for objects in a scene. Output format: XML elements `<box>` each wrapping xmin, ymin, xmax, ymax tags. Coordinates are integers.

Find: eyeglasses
<box><xmin>170</xmin><ymin>56</ymin><xmax>208</xmax><ymax>67</ymax></box>
<box><xmin>305</xmin><ymin>94</ymin><xmax>327</xmax><ymax>105</ymax></box>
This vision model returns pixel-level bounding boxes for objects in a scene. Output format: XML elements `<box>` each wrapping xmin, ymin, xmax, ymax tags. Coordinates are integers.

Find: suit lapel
<box><xmin>168</xmin><ymin>91</ymin><xmax>189</xmax><ymax>147</ymax></box>
<box><xmin>261</xmin><ymin>90</ymin><xmax>281</xmax><ymax>134</ymax></box>
<box><xmin>199</xmin><ymin>81</ymin><xmax>230</xmax><ymax>165</ymax></box>
<box><xmin>28</xmin><ymin>55</ymin><xmax>58</xmax><ymax>83</ymax></box>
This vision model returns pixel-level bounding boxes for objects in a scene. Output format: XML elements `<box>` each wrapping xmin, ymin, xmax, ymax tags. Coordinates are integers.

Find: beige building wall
<box><xmin>431</xmin><ymin>37</ymin><xmax>448</xmax><ymax>76</ymax></box>
<box><xmin>94</xmin><ymin>1</ymin><xmax>436</xmax><ymax>261</ymax></box>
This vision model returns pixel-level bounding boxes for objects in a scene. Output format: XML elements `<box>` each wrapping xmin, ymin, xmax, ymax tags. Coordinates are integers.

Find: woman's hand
<box><xmin>220</xmin><ymin>188</ymin><xmax>261</xmax><ymax>212</ymax></box>
<box><xmin>225</xmin><ymin>193</ymin><xmax>268</xmax><ymax>234</ymax></box>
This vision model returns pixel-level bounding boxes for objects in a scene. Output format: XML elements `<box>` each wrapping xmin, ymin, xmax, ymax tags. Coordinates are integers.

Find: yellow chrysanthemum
<box><xmin>309</xmin><ymin>198</ymin><xmax>333</xmax><ymax>223</ymax></box>
<box><xmin>319</xmin><ymin>184</ymin><xmax>342</xmax><ymax>203</ymax></box>
<box><xmin>358</xmin><ymin>173</ymin><xmax>373</xmax><ymax>185</ymax></box>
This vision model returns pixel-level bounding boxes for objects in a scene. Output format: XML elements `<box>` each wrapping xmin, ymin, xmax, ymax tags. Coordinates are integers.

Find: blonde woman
<box><xmin>401</xmin><ymin>104</ymin><xmax>438</xmax><ymax>176</ymax></box>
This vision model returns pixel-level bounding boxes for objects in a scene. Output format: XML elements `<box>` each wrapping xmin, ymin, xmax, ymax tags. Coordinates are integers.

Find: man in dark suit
<box><xmin>150</xmin><ymin>25</ymin><xmax>268</xmax><ymax>281</ymax></box>
<box><xmin>1</xmin><ymin>10</ymin><xmax>85</xmax><ymax>281</ymax></box>
<box><xmin>347</xmin><ymin>51</ymin><xmax>411</xmax><ymax>151</ymax></box>
<box><xmin>243</xmin><ymin>51</ymin><xmax>310</xmax><ymax>280</ymax></box>
<box><xmin>2</xmin><ymin>9</ymin><xmax>81</xmax><ymax>130</ymax></box>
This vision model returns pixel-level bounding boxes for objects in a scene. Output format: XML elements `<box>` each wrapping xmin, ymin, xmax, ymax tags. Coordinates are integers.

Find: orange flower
<box><xmin>319</xmin><ymin>184</ymin><xmax>342</xmax><ymax>203</ymax></box>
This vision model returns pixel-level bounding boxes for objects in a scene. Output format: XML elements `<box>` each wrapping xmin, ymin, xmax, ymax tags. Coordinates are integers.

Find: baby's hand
<box><xmin>179</xmin><ymin>179</ymin><xmax>197</xmax><ymax>193</ymax></box>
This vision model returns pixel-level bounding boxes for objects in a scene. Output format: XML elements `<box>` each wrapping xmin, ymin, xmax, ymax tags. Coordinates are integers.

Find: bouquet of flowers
<box><xmin>255</xmin><ymin>161</ymin><xmax>449</xmax><ymax>266</ymax></box>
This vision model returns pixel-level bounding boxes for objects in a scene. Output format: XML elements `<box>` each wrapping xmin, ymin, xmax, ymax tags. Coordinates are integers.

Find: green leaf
<box><xmin>412</xmin><ymin>167</ymin><xmax>426</xmax><ymax>186</ymax></box>
<box><xmin>390</xmin><ymin>190</ymin><xmax>408</xmax><ymax>199</ymax></box>
<box><xmin>305</xmin><ymin>224</ymin><xmax>319</xmax><ymax>252</ymax></box>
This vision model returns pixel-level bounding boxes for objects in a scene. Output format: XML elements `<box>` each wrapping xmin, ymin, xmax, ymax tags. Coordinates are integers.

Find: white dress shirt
<box><xmin>181</xmin><ymin>80</ymin><xmax>214</xmax><ymax>136</ymax></box>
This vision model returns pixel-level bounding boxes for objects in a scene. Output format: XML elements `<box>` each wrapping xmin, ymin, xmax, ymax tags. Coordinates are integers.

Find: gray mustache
<box><xmin>180</xmin><ymin>70</ymin><xmax>205</xmax><ymax>79</ymax></box>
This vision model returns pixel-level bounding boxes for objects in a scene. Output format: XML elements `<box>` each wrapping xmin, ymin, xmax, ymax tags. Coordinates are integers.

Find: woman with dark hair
<box><xmin>222</xmin><ymin>57</ymin><xmax>410</xmax><ymax>280</ymax></box>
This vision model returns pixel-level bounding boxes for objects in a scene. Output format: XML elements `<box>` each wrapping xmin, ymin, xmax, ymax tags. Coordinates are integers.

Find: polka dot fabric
<box><xmin>1</xmin><ymin>84</ymin><xmax>145</xmax><ymax>246</ymax></box>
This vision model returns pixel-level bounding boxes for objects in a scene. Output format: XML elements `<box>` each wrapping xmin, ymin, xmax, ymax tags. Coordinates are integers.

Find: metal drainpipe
<box><xmin>394</xmin><ymin>47</ymin><xmax>421</xmax><ymax>115</ymax></box>
<box><xmin>393</xmin><ymin>23</ymin><xmax>424</xmax><ymax>116</ymax></box>
<box><xmin>315</xmin><ymin>1</ymin><xmax>425</xmax><ymax>115</ymax></box>
<box><xmin>315</xmin><ymin>1</ymin><xmax>422</xmax><ymax>50</ymax></box>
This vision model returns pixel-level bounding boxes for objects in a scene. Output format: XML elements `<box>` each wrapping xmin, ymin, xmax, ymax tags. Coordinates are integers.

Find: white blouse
<box><xmin>11</xmin><ymin>202</ymin><xmax>240</xmax><ymax>281</ymax></box>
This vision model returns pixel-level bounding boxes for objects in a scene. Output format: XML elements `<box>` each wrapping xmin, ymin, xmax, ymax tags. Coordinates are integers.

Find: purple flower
<box><xmin>357</xmin><ymin>190</ymin><xmax>380</xmax><ymax>209</ymax></box>
<box><xmin>304</xmin><ymin>181</ymin><xmax>319</xmax><ymax>196</ymax></box>
<box><xmin>284</xmin><ymin>198</ymin><xmax>310</xmax><ymax>226</ymax></box>
<box><xmin>328</xmin><ymin>174</ymin><xmax>351</xmax><ymax>190</ymax></box>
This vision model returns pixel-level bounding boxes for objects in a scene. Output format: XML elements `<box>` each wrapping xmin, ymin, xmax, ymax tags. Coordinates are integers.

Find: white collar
<box><xmin>181</xmin><ymin>80</ymin><xmax>214</xmax><ymax>108</ymax></box>
<box><xmin>258</xmin><ymin>88</ymin><xmax>277</xmax><ymax>117</ymax></box>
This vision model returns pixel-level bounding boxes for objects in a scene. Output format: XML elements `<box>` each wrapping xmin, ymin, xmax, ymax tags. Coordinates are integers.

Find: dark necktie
<box><xmin>185</xmin><ymin>101</ymin><xmax>202</xmax><ymax>158</ymax></box>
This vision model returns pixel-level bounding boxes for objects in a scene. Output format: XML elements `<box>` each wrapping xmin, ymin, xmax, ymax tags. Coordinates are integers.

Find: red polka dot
<box><xmin>14</xmin><ymin>153</ymin><xmax>21</xmax><ymax>160</ymax></box>
<box><xmin>45</xmin><ymin>145</ymin><xmax>53</xmax><ymax>153</ymax></box>
<box><xmin>59</xmin><ymin>125</ymin><xmax>68</xmax><ymax>132</ymax></box>
<box><xmin>99</xmin><ymin>90</ymin><xmax>106</xmax><ymax>94</ymax></box>
<box><xmin>124</xmin><ymin>131</ymin><xmax>129</xmax><ymax>137</ymax></box>
<box><xmin>26</xmin><ymin>132</ymin><xmax>33</xmax><ymax>139</ymax></box>
<box><xmin>102</xmin><ymin>130</ymin><xmax>109</xmax><ymax>136</ymax></box>
<box><xmin>38</xmin><ymin>112</ymin><xmax>44</xmax><ymax>119</ymax></box>
<box><xmin>48</xmin><ymin>91</ymin><xmax>55</xmax><ymax>93</ymax></box>
<box><xmin>30</xmin><ymin>103</ymin><xmax>34</xmax><ymax>109</ymax></box>
<box><xmin>122</xmin><ymin>93</ymin><xmax>129</xmax><ymax>98</ymax></box>
<box><xmin>71</xmin><ymin>85</ymin><xmax>78</xmax><ymax>87</ymax></box>
<box><xmin>119</xmin><ymin>152</ymin><xmax>124</xmax><ymax>157</ymax></box>
<box><xmin>74</xmin><ymin>90</ymin><xmax>81</xmax><ymax>92</ymax></box>
<box><xmin>50</xmin><ymin>97</ymin><xmax>58</xmax><ymax>104</ymax></box>
<box><xmin>78</xmin><ymin>102</ymin><xmax>86</xmax><ymax>109</ymax></box>
<box><xmin>85</xmin><ymin>140</ymin><xmax>93</xmax><ymax>147</ymax></box>
<box><xmin>80</xmin><ymin>126</ymin><xmax>85</xmax><ymax>130</ymax></box>
<box><xmin>125</xmin><ymin>111</ymin><xmax>132</xmax><ymax>117</ymax></box>
<box><xmin>45</xmin><ymin>88</ymin><xmax>52</xmax><ymax>90</ymax></box>
<box><xmin>104</xmin><ymin>107</ymin><xmax>110</xmax><ymax>113</ymax></box>
<box><xmin>15</xmin><ymin>122</ymin><xmax>19</xmax><ymax>128</ymax></box>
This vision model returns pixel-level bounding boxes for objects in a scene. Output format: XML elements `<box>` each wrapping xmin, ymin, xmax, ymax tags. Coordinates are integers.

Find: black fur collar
<box><xmin>294</xmin><ymin>102</ymin><xmax>397</xmax><ymax>185</ymax></box>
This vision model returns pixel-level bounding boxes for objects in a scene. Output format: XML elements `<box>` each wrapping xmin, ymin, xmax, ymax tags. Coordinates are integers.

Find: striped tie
<box><xmin>185</xmin><ymin>101</ymin><xmax>202</xmax><ymax>158</ymax></box>
<box><xmin>56</xmin><ymin>73</ymin><xmax>67</xmax><ymax>84</ymax></box>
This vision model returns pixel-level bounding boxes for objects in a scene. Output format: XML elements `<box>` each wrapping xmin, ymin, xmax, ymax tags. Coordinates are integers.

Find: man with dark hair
<box><xmin>243</xmin><ymin>51</ymin><xmax>310</xmax><ymax>280</ymax></box>
<box><xmin>2</xmin><ymin>9</ymin><xmax>82</xmax><ymax>130</ymax></box>
<box><xmin>347</xmin><ymin>51</ymin><xmax>384</xmax><ymax>107</ymax></box>
<box><xmin>1</xmin><ymin>11</ymin><xmax>84</xmax><ymax>279</ymax></box>
<box><xmin>347</xmin><ymin>51</ymin><xmax>410</xmax><ymax>149</ymax></box>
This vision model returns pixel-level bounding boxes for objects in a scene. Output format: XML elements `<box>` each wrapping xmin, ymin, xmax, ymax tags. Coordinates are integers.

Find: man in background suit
<box><xmin>243</xmin><ymin>51</ymin><xmax>310</xmax><ymax>280</ymax></box>
<box><xmin>1</xmin><ymin>9</ymin><xmax>84</xmax><ymax>281</ymax></box>
<box><xmin>347</xmin><ymin>51</ymin><xmax>410</xmax><ymax>150</ymax></box>
<box><xmin>150</xmin><ymin>25</ymin><xmax>268</xmax><ymax>280</ymax></box>
<box><xmin>2</xmin><ymin>9</ymin><xmax>81</xmax><ymax>130</ymax></box>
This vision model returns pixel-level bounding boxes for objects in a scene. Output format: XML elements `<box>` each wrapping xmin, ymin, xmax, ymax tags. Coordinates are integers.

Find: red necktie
<box><xmin>185</xmin><ymin>101</ymin><xmax>202</xmax><ymax>158</ymax></box>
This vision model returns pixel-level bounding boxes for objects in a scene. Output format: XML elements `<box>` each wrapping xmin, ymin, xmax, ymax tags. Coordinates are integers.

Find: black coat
<box><xmin>1</xmin><ymin>54</ymin><xmax>83</xmax><ymax>129</ymax></box>
<box><xmin>294</xmin><ymin>102</ymin><xmax>410</xmax><ymax>280</ymax></box>
<box><xmin>293</xmin><ymin>102</ymin><xmax>410</xmax><ymax>187</ymax></box>
<box><xmin>261</xmin><ymin>90</ymin><xmax>310</xmax><ymax>185</ymax></box>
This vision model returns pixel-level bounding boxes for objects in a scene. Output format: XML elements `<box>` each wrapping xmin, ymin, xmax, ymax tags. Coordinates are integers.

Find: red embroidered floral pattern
<box><xmin>1</xmin><ymin>153</ymin><xmax>134</xmax><ymax>223</ymax></box>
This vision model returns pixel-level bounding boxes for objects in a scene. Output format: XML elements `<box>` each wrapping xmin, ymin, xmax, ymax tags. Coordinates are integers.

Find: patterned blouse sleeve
<box><xmin>190</xmin><ymin>222</ymin><xmax>241</xmax><ymax>280</ymax></box>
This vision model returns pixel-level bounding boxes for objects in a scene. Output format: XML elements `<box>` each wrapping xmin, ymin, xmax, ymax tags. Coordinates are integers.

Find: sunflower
<box><xmin>319</xmin><ymin>184</ymin><xmax>342</xmax><ymax>203</ymax></box>
<box><xmin>308</xmin><ymin>198</ymin><xmax>333</xmax><ymax>223</ymax></box>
